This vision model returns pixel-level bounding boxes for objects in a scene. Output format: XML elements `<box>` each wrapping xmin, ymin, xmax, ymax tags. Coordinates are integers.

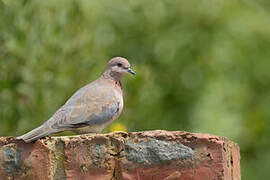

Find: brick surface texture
<box><xmin>0</xmin><ymin>130</ymin><xmax>241</xmax><ymax>180</ymax></box>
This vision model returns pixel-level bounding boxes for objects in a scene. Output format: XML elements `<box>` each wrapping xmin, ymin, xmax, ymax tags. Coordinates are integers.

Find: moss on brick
<box><xmin>124</xmin><ymin>138</ymin><xmax>194</xmax><ymax>165</ymax></box>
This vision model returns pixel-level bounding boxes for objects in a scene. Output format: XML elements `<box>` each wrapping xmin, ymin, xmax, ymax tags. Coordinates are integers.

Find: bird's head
<box><xmin>104</xmin><ymin>57</ymin><xmax>135</xmax><ymax>81</ymax></box>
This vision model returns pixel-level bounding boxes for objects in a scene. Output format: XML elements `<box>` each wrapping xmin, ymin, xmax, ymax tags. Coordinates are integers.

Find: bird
<box><xmin>17</xmin><ymin>57</ymin><xmax>135</xmax><ymax>143</ymax></box>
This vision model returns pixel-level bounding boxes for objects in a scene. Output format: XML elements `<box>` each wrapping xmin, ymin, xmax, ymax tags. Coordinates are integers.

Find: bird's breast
<box><xmin>113</xmin><ymin>88</ymin><xmax>123</xmax><ymax>117</ymax></box>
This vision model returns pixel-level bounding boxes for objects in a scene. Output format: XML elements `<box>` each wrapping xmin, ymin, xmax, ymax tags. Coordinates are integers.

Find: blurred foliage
<box><xmin>1</xmin><ymin>0</ymin><xmax>270</xmax><ymax>179</ymax></box>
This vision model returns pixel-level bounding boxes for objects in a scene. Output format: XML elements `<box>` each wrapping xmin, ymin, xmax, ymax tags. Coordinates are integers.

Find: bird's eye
<box><xmin>117</xmin><ymin>63</ymin><xmax>122</xmax><ymax>67</ymax></box>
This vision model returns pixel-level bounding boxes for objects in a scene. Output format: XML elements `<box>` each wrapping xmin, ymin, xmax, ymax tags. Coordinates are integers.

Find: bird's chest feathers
<box><xmin>74</xmin><ymin>88</ymin><xmax>123</xmax><ymax>133</ymax></box>
<box><xmin>89</xmin><ymin>84</ymin><xmax>123</xmax><ymax>120</ymax></box>
<box><xmin>111</xmin><ymin>80</ymin><xmax>123</xmax><ymax>112</ymax></box>
<box><xmin>113</xmin><ymin>88</ymin><xmax>123</xmax><ymax>116</ymax></box>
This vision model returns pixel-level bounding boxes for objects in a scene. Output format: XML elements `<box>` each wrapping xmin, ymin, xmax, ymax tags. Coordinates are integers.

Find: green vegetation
<box><xmin>1</xmin><ymin>0</ymin><xmax>270</xmax><ymax>179</ymax></box>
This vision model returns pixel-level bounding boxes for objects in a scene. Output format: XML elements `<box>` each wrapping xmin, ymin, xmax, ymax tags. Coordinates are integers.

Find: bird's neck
<box><xmin>102</xmin><ymin>71</ymin><xmax>123</xmax><ymax>89</ymax></box>
<box><xmin>115</xmin><ymin>80</ymin><xmax>122</xmax><ymax>89</ymax></box>
<box><xmin>103</xmin><ymin>69</ymin><xmax>123</xmax><ymax>81</ymax></box>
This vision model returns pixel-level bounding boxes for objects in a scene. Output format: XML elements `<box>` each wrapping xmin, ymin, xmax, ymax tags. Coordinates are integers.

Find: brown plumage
<box><xmin>17</xmin><ymin>57</ymin><xmax>135</xmax><ymax>142</ymax></box>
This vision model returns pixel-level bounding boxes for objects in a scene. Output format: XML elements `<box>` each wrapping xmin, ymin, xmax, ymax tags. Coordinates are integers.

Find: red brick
<box><xmin>0</xmin><ymin>137</ymin><xmax>51</xmax><ymax>180</ymax></box>
<box><xmin>0</xmin><ymin>131</ymin><xmax>241</xmax><ymax>180</ymax></box>
<box><xmin>63</xmin><ymin>135</ymin><xmax>116</xmax><ymax>180</ymax></box>
<box><xmin>117</xmin><ymin>131</ymin><xmax>241</xmax><ymax>180</ymax></box>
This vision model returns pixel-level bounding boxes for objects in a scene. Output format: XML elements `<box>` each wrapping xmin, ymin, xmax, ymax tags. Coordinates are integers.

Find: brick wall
<box><xmin>0</xmin><ymin>130</ymin><xmax>240</xmax><ymax>180</ymax></box>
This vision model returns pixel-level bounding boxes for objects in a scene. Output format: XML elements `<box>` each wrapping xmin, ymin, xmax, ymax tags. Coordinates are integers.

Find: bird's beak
<box><xmin>127</xmin><ymin>67</ymin><xmax>136</xmax><ymax>75</ymax></box>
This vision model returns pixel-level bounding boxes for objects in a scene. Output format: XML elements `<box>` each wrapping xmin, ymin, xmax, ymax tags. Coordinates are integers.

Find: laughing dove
<box><xmin>17</xmin><ymin>57</ymin><xmax>135</xmax><ymax>142</ymax></box>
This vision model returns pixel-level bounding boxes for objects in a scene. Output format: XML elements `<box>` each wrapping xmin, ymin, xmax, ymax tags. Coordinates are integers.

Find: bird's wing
<box><xmin>50</xmin><ymin>82</ymin><xmax>121</xmax><ymax>129</ymax></box>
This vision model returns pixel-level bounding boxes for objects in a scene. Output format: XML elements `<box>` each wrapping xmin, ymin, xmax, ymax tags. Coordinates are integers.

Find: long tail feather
<box><xmin>17</xmin><ymin>125</ymin><xmax>52</xmax><ymax>143</ymax></box>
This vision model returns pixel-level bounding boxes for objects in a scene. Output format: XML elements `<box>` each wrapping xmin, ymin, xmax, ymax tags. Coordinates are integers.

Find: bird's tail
<box><xmin>17</xmin><ymin>124</ymin><xmax>54</xmax><ymax>143</ymax></box>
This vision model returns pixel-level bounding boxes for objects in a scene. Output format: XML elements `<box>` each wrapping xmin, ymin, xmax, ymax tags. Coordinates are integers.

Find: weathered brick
<box><xmin>0</xmin><ymin>137</ymin><xmax>51</xmax><ymax>180</ymax></box>
<box><xmin>0</xmin><ymin>131</ymin><xmax>241</xmax><ymax>180</ymax></box>
<box><xmin>115</xmin><ymin>131</ymin><xmax>240</xmax><ymax>180</ymax></box>
<box><xmin>63</xmin><ymin>134</ymin><xmax>116</xmax><ymax>180</ymax></box>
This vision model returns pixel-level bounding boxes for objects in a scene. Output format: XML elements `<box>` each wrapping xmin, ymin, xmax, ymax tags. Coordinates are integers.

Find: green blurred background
<box><xmin>1</xmin><ymin>0</ymin><xmax>270</xmax><ymax>179</ymax></box>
